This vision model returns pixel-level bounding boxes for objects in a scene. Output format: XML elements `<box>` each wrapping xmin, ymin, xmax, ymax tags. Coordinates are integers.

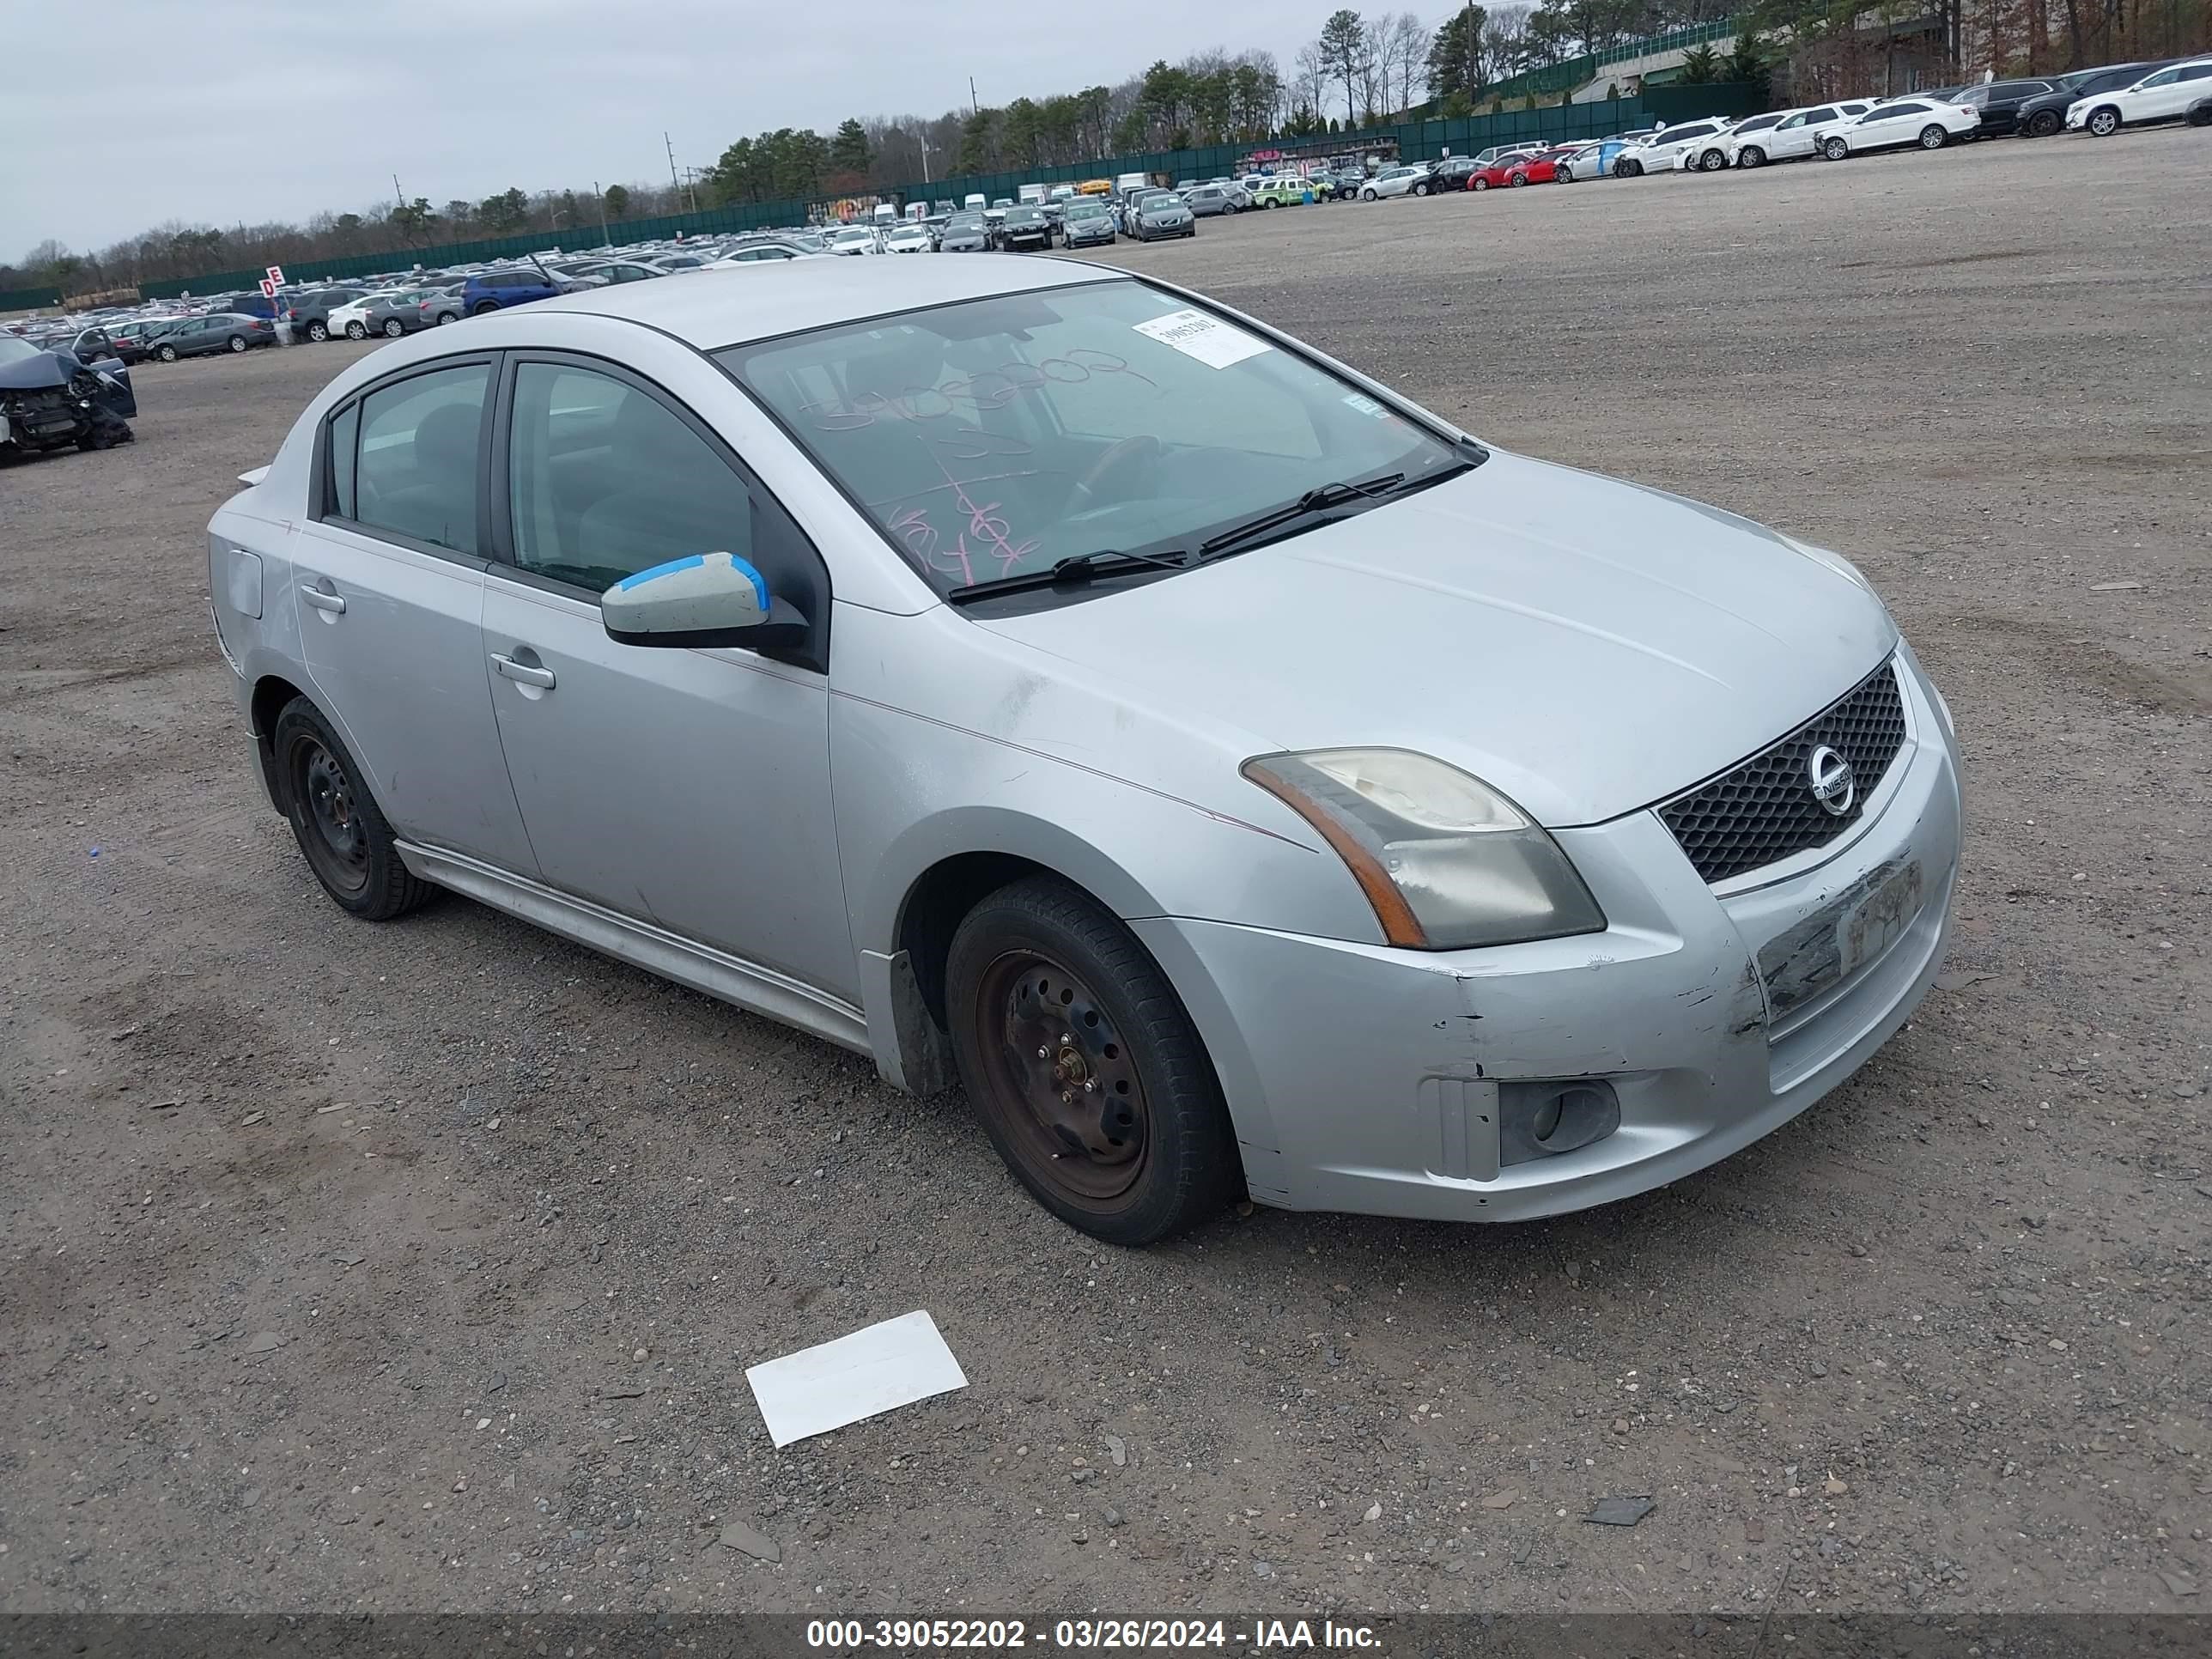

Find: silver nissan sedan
<box><xmin>206</xmin><ymin>259</ymin><xmax>1961</xmax><ymax>1245</ymax></box>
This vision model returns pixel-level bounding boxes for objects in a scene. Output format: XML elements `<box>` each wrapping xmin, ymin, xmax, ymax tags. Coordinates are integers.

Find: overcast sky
<box><xmin>2</xmin><ymin>0</ymin><xmax>1309</xmax><ymax>260</ymax></box>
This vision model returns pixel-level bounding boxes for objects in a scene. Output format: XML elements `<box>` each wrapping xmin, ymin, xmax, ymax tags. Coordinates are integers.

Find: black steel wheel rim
<box><xmin>291</xmin><ymin>736</ymin><xmax>368</xmax><ymax>895</ymax></box>
<box><xmin>970</xmin><ymin>951</ymin><xmax>1149</xmax><ymax>1209</ymax></box>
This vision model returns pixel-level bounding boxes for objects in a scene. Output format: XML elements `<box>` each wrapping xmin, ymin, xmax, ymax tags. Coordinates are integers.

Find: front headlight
<box><xmin>1243</xmin><ymin>748</ymin><xmax>1607</xmax><ymax>951</ymax></box>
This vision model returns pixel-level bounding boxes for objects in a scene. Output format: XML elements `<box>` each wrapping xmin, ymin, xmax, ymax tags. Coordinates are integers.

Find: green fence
<box><xmin>1480</xmin><ymin>17</ymin><xmax>1744</xmax><ymax>104</ymax></box>
<box><xmin>0</xmin><ymin>284</ymin><xmax>65</xmax><ymax>312</ymax></box>
<box><xmin>134</xmin><ymin>87</ymin><xmax>1765</xmax><ymax>301</ymax></box>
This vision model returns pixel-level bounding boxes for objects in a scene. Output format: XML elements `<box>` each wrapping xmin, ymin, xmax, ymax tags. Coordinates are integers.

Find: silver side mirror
<box><xmin>602</xmin><ymin>551</ymin><xmax>805</xmax><ymax>649</ymax></box>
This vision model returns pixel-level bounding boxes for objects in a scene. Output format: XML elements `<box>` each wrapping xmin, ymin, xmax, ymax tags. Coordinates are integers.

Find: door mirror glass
<box><xmin>602</xmin><ymin>551</ymin><xmax>803</xmax><ymax>648</ymax></box>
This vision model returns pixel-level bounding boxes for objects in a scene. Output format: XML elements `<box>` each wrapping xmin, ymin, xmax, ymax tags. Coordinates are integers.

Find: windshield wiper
<box><xmin>1195</xmin><ymin>472</ymin><xmax>1407</xmax><ymax>560</ymax></box>
<box><xmin>945</xmin><ymin>546</ymin><xmax>1194</xmax><ymax>605</ymax></box>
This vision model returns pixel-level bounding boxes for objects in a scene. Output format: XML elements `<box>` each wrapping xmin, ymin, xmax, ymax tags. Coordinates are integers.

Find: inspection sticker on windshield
<box><xmin>1133</xmin><ymin>308</ymin><xmax>1273</xmax><ymax>369</ymax></box>
<box><xmin>1341</xmin><ymin>392</ymin><xmax>1389</xmax><ymax>417</ymax></box>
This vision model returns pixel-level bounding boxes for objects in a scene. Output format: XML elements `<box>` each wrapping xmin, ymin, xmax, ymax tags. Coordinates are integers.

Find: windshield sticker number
<box><xmin>1341</xmin><ymin>392</ymin><xmax>1389</xmax><ymax>417</ymax></box>
<box><xmin>1132</xmin><ymin>309</ymin><xmax>1273</xmax><ymax>370</ymax></box>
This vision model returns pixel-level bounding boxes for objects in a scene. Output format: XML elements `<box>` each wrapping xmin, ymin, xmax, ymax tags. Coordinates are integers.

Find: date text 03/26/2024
<box><xmin>805</xmin><ymin>1618</ymin><xmax>1381</xmax><ymax>1650</ymax></box>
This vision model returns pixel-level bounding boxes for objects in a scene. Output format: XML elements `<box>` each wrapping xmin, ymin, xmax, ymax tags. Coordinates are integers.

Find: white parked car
<box><xmin>883</xmin><ymin>224</ymin><xmax>933</xmax><ymax>253</ymax></box>
<box><xmin>1559</xmin><ymin>141</ymin><xmax>1623</xmax><ymax>181</ymax></box>
<box><xmin>1359</xmin><ymin>165</ymin><xmax>1431</xmax><ymax>199</ymax></box>
<box><xmin>1821</xmin><ymin>97</ymin><xmax>1979</xmax><ymax>157</ymax></box>
<box><xmin>2066</xmin><ymin>58</ymin><xmax>2212</xmax><ymax>134</ymax></box>
<box><xmin>1709</xmin><ymin>109</ymin><xmax>1795</xmax><ymax>167</ymax></box>
<box><xmin>1612</xmin><ymin>118</ymin><xmax>1734</xmax><ymax>175</ymax></box>
<box><xmin>327</xmin><ymin>290</ymin><xmax>408</xmax><ymax>340</ymax></box>
<box><xmin>1748</xmin><ymin>100</ymin><xmax>1878</xmax><ymax>164</ymax></box>
<box><xmin>826</xmin><ymin>226</ymin><xmax>883</xmax><ymax>256</ymax></box>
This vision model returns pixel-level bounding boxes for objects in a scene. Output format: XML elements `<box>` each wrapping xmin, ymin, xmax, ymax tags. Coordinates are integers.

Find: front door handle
<box><xmin>491</xmin><ymin>653</ymin><xmax>556</xmax><ymax>690</ymax></box>
<box><xmin>301</xmin><ymin>583</ymin><xmax>346</xmax><ymax>613</ymax></box>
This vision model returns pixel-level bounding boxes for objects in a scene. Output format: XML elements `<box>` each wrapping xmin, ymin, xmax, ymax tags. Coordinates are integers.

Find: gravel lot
<box><xmin>3</xmin><ymin>128</ymin><xmax>2208</xmax><ymax>1622</ymax></box>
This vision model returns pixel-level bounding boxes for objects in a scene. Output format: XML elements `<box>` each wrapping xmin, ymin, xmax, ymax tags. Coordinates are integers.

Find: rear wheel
<box><xmin>945</xmin><ymin>877</ymin><xmax>1240</xmax><ymax>1246</ymax></box>
<box><xmin>2087</xmin><ymin>106</ymin><xmax>2120</xmax><ymax>136</ymax></box>
<box><xmin>1919</xmin><ymin>124</ymin><xmax>1948</xmax><ymax>149</ymax></box>
<box><xmin>228</xmin><ymin>334</ymin><xmax>247</xmax><ymax>352</ymax></box>
<box><xmin>305</xmin><ymin>319</ymin><xmax>327</xmax><ymax>341</ymax></box>
<box><xmin>2023</xmin><ymin>108</ymin><xmax>2063</xmax><ymax>137</ymax></box>
<box><xmin>272</xmin><ymin>698</ymin><xmax>434</xmax><ymax>921</ymax></box>
<box><xmin>471</xmin><ymin>300</ymin><xmax>498</xmax><ymax>315</ymax></box>
<box><xmin>382</xmin><ymin>318</ymin><xmax>405</xmax><ymax>337</ymax></box>
<box><xmin>1738</xmin><ymin>144</ymin><xmax>1766</xmax><ymax>167</ymax></box>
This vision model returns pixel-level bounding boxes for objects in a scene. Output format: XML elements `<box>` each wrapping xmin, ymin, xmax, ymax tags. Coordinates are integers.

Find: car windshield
<box><xmin>0</xmin><ymin>337</ymin><xmax>44</xmax><ymax>364</ymax></box>
<box><xmin>831</xmin><ymin>228</ymin><xmax>873</xmax><ymax>242</ymax></box>
<box><xmin>719</xmin><ymin>277</ymin><xmax>1464</xmax><ymax>598</ymax></box>
<box><xmin>1006</xmin><ymin>208</ymin><xmax>1043</xmax><ymax>224</ymax></box>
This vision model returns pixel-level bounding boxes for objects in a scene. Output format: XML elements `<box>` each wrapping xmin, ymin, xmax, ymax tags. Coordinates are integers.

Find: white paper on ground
<box><xmin>1132</xmin><ymin>307</ymin><xmax>1273</xmax><ymax>369</ymax></box>
<box><xmin>744</xmin><ymin>1310</ymin><xmax>968</xmax><ymax>1448</ymax></box>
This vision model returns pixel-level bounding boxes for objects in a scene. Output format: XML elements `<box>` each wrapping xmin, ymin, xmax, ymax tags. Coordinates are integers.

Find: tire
<box><xmin>382</xmin><ymin>318</ymin><xmax>405</xmax><ymax>337</ymax></box>
<box><xmin>1360</xmin><ymin>187</ymin><xmax>1376</xmax><ymax>200</ymax></box>
<box><xmin>1624</xmin><ymin>158</ymin><xmax>1644</xmax><ymax>176</ymax></box>
<box><xmin>1738</xmin><ymin>144</ymin><xmax>1766</xmax><ymax>167</ymax></box>
<box><xmin>306</xmin><ymin>320</ymin><xmax>329</xmax><ymax>342</ymax></box>
<box><xmin>434</xmin><ymin>312</ymin><xmax>456</xmax><ymax>325</ymax></box>
<box><xmin>2191</xmin><ymin>99</ymin><xmax>2212</xmax><ymax>127</ymax></box>
<box><xmin>1822</xmin><ymin>137</ymin><xmax>1849</xmax><ymax>161</ymax></box>
<box><xmin>1919</xmin><ymin>124</ymin><xmax>1948</xmax><ymax>149</ymax></box>
<box><xmin>344</xmin><ymin>320</ymin><xmax>368</xmax><ymax>339</ymax></box>
<box><xmin>228</xmin><ymin>334</ymin><xmax>247</xmax><ymax>352</ymax></box>
<box><xmin>945</xmin><ymin>876</ymin><xmax>1239</xmax><ymax>1245</ymax></box>
<box><xmin>1700</xmin><ymin>147</ymin><xmax>1727</xmax><ymax>170</ymax></box>
<box><xmin>271</xmin><ymin>697</ymin><xmax>434</xmax><ymax>922</ymax></box>
<box><xmin>471</xmin><ymin>300</ymin><xmax>498</xmax><ymax>315</ymax></box>
<box><xmin>1472</xmin><ymin>176</ymin><xmax>1490</xmax><ymax>191</ymax></box>
<box><xmin>1413</xmin><ymin>180</ymin><xmax>1431</xmax><ymax>195</ymax></box>
<box><xmin>156</xmin><ymin>343</ymin><xmax>178</xmax><ymax>363</ymax></box>
<box><xmin>2023</xmin><ymin>109</ymin><xmax>2063</xmax><ymax>137</ymax></box>
<box><xmin>2087</xmin><ymin>106</ymin><xmax>2120</xmax><ymax>136</ymax></box>
<box><xmin>1508</xmin><ymin>172</ymin><xmax>1528</xmax><ymax>187</ymax></box>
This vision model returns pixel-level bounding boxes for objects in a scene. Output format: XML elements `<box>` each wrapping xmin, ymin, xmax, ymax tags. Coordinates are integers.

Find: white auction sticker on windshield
<box><xmin>1133</xmin><ymin>308</ymin><xmax>1273</xmax><ymax>369</ymax></box>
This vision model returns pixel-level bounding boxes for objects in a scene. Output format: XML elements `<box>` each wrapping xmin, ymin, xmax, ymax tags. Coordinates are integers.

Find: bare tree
<box><xmin>1380</xmin><ymin>11</ymin><xmax>1429</xmax><ymax>112</ymax></box>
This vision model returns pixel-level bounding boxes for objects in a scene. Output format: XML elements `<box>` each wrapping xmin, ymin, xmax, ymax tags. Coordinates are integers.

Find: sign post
<box><xmin>265</xmin><ymin>266</ymin><xmax>291</xmax><ymax>345</ymax></box>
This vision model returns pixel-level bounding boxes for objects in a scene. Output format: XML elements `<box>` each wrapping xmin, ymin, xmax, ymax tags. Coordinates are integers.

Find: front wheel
<box><xmin>1472</xmin><ymin>176</ymin><xmax>1490</xmax><ymax>191</ymax></box>
<box><xmin>272</xmin><ymin>698</ymin><xmax>434</xmax><ymax>921</ymax></box>
<box><xmin>1737</xmin><ymin>144</ymin><xmax>1766</xmax><ymax>167</ymax></box>
<box><xmin>2087</xmin><ymin>106</ymin><xmax>2120</xmax><ymax>136</ymax></box>
<box><xmin>228</xmin><ymin>334</ymin><xmax>247</xmax><ymax>352</ymax></box>
<box><xmin>1700</xmin><ymin>148</ymin><xmax>1726</xmax><ymax>170</ymax></box>
<box><xmin>1919</xmin><ymin>124</ymin><xmax>1948</xmax><ymax>149</ymax></box>
<box><xmin>2023</xmin><ymin>109</ymin><xmax>2063</xmax><ymax>137</ymax></box>
<box><xmin>1508</xmin><ymin>172</ymin><xmax>1528</xmax><ymax>187</ymax></box>
<box><xmin>344</xmin><ymin>320</ymin><xmax>368</xmax><ymax>339</ymax></box>
<box><xmin>156</xmin><ymin>343</ymin><xmax>178</xmax><ymax>362</ymax></box>
<box><xmin>945</xmin><ymin>877</ymin><xmax>1240</xmax><ymax>1245</ymax></box>
<box><xmin>1360</xmin><ymin>187</ymin><xmax>1376</xmax><ymax>200</ymax></box>
<box><xmin>1822</xmin><ymin>137</ymin><xmax>1849</xmax><ymax>161</ymax></box>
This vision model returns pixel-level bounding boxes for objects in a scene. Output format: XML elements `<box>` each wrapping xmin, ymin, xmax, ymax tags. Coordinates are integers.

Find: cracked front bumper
<box><xmin>1134</xmin><ymin>652</ymin><xmax>1962</xmax><ymax>1223</ymax></box>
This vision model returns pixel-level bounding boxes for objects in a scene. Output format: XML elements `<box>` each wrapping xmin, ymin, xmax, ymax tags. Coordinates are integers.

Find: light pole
<box><xmin>593</xmin><ymin>180</ymin><xmax>611</xmax><ymax>247</ymax></box>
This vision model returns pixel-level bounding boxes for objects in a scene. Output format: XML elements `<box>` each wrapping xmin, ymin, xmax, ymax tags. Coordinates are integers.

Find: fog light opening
<box><xmin>1498</xmin><ymin>1079</ymin><xmax>1622</xmax><ymax>1167</ymax></box>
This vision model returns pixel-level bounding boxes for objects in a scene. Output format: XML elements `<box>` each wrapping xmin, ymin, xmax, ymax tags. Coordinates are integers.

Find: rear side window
<box><xmin>346</xmin><ymin>363</ymin><xmax>489</xmax><ymax>554</ymax></box>
<box><xmin>2179</xmin><ymin>64</ymin><xmax>2212</xmax><ymax>81</ymax></box>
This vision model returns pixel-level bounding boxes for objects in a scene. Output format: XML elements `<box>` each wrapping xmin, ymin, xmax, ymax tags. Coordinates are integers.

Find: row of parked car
<box><xmin>1334</xmin><ymin>52</ymin><xmax>2212</xmax><ymax>199</ymax></box>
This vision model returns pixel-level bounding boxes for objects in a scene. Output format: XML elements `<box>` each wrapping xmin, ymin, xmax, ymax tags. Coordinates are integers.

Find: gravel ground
<box><xmin>3</xmin><ymin>127</ymin><xmax>2208</xmax><ymax>1621</ymax></box>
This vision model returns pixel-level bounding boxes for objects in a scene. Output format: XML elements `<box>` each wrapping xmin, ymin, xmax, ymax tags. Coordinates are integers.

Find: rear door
<box><xmin>289</xmin><ymin>355</ymin><xmax>539</xmax><ymax>874</ymax></box>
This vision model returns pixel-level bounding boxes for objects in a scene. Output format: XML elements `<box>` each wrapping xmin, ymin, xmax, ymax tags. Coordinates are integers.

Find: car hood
<box><xmin>0</xmin><ymin>350</ymin><xmax>76</xmax><ymax>391</ymax></box>
<box><xmin>969</xmin><ymin>450</ymin><xmax>1897</xmax><ymax>828</ymax></box>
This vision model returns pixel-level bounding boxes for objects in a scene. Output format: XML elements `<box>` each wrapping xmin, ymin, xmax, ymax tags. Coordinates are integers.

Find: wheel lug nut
<box><xmin>1084</xmin><ymin>1079</ymin><xmax>1097</xmax><ymax>1092</ymax></box>
<box><xmin>1036</xmin><ymin>1046</ymin><xmax>1048</xmax><ymax>1059</ymax></box>
<box><xmin>1060</xmin><ymin>1091</ymin><xmax>1073</xmax><ymax>1104</ymax></box>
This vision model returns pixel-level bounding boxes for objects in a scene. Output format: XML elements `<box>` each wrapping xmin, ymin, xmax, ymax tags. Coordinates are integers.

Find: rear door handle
<box><xmin>491</xmin><ymin>653</ymin><xmax>556</xmax><ymax>690</ymax></box>
<box><xmin>301</xmin><ymin>583</ymin><xmax>346</xmax><ymax>613</ymax></box>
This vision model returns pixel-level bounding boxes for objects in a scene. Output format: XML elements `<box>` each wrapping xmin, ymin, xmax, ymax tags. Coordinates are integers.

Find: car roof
<box><xmin>529</xmin><ymin>257</ymin><xmax>1115</xmax><ymax>349</ymax></box>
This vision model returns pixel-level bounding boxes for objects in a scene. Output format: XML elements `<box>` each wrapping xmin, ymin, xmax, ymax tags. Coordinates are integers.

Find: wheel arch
<box><xmin>249</xmin><ymin>672</ymin><xmax>311</xmax><ymax>811</ymax></box>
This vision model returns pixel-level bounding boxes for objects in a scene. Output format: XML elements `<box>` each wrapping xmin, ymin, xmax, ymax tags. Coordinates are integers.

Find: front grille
<box><xmin>1658</xmin><ymin>660</ymin><xmax>1908</xmax><ymax>884</ymax></box>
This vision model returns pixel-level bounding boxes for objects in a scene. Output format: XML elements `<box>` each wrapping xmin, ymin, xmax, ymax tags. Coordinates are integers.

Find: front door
<box><xmin>290</xmin><ymin>356</ymin><xmax>539</xmax><ymax>875</ymax></box>
<box><xmin>479</xmin><ymin>354</ymin><xmax>854</xmax><ymax>1000</ymax></box>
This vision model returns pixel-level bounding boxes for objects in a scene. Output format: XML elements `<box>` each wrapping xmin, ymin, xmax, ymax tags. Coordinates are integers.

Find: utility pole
<box><xmin>593</xmin><ymin>179</ymin><xmax>610</xmax><ymax>246</ymax></box>
<box><xmin>969</xmin><ymin>76</ymin><xmax>980</xmax><ymax>114</ymax></box>
<box><xmin>392</xmin><ymin>173</ymin><xmax>404</xmax><ymax>212</ymax></box>
<box><xmin>665</xmin><ymin>131</ymin><xmax>681</xmax><ymax>200</ymax></box>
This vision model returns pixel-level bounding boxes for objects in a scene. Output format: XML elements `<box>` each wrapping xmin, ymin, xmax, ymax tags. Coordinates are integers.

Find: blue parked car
<box><xmin>459</xmin><ymin>267</ymin><xmax>565</xmax><ymax>316</ymax></box>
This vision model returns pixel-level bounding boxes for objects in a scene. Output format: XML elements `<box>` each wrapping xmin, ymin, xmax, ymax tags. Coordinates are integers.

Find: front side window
<box><xmin>721</xmin><ymin>278</ymin><xmax>1465</xmax><ymax>599</ymax></box>
<box><xmin>506</xmin><ymin>362</ymin><xmax>750</xmax><ymax>593</ymax></box>
<box><xmin>349</xmin><ymin>362</ymin><xmax>489</xmax><ymax>554</ymax></box>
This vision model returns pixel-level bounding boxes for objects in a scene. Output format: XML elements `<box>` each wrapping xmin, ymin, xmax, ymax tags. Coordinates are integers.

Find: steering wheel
<box><xmin>1068</xmin><ymin>434</ymin><xmax>1164</xmax><ymax>513</ymax></box>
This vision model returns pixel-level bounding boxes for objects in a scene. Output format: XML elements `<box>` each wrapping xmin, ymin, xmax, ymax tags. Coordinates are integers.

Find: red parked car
<box><xmin>1470</xmin><ymin>149</ymin><xmax>1577</xmax><ymax>190</ymax></box>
